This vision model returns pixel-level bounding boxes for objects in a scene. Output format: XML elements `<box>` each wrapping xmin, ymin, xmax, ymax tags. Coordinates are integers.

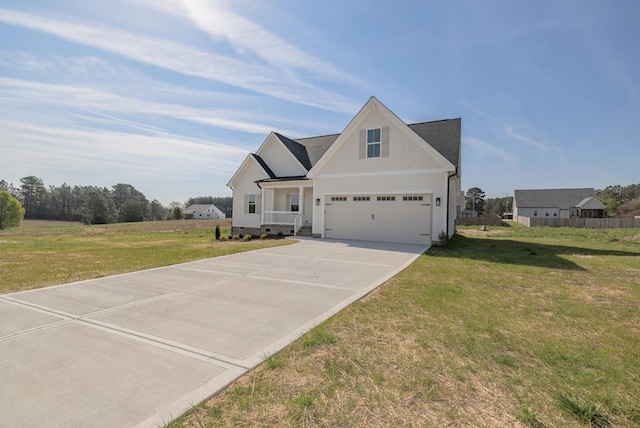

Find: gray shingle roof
<box><xmin>514</xmin><ymin>188</ymin><xmax>597</xmax><ymax>209</ymax></box>
<box><xmin>576</xmin><ymin>196</ymin><xmax>606</xmax><ymax>209</ymax></box>
<box><xmin>262</xmin><ymin>117</ymin><xmax>460</xmax><ymax>176</ymax></box>
<box><xmin>251</xmin><ymin>154</ymin><xmax>275</xmax><ymax>179</ymax></box>
<box><xmin>293</xmin><ymin>133</ymin><xmax>340</xmax><ymax>167</ymax></box>
<box><xmin>408</xmin><ymin>118</ymin><xmax>461</xmax><ymax>168</ymax></box>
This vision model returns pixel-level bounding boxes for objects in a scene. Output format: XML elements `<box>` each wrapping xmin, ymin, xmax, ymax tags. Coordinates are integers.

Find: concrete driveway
<box><xmin>0</xmin><ymin>238</ymin><xmax>425</xmax><ymax>428</ymax></box>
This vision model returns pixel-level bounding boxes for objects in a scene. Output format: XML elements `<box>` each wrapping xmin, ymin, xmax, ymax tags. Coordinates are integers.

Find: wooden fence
<box><xmin>517</xmin><ymin>216</ymin><xmax>640</xmax><ymax>229</ymax></box>
<box><xmin>457</xmin><ymin>215</ymin><xmax>505</xmax><ymax>226</ymax></box>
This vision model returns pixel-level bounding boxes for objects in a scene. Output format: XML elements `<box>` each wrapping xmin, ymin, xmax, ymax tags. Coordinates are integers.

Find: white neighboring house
<box><xmin>183</xmin><ymin>204</ymin><xmax>226</xmax><ymax>220</ymax></box>
<box><xmin>227</xmin><ymin>97</ymin><xmax>462</xmax><ymax>246</ymax></box>
<box><xmin>513</xmin><ymin>188</ymin><xmax>606</xmax><ymax>219</ymax></box>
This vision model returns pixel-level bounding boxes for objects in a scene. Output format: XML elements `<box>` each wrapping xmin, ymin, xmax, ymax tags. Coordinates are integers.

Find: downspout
<box><xmin>446</xmin><ymin>168</ymin><xmax>458</xmax><ymax>236</ymax></box>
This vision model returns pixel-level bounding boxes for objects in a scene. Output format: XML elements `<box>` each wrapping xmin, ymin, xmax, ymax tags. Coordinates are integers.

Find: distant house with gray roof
<box><xmin>183</xmin><ymin>204</ymin><xmax>226</xmax><ymax>220</ymax></box>
<box><xmin>513</xmin><ymin>188</ymin><xmax>605</xmax><ymax>219</ymax></box>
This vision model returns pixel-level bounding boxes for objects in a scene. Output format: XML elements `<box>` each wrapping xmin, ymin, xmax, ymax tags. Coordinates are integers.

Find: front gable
<box><xmin>577</xmin><ymin>197</ymin><xmax>605</xmax><ymax>210</ymax></box>
<box><xmin>227</xmin><ymin>154</ymin><xmax>271</xmax><ymax>189</ymax></box>
<box><xmin>256</xmin><ymin>133</ymin><xmax>307</xmax><ymax>177</ymax></box>
<box><xmin>308</xmin><ymin>97</ymin><xmax>455</xmax><ymax>177</ymax></box>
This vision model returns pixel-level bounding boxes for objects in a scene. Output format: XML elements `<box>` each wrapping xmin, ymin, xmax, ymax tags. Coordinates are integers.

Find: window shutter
<box><xmin>244</xmin><ymin>194</ymin><xmax>248</xmax><ymax>214</ymax></box>
<box><xmin>359</xmin><ymin>129</ymin><xmax>366</xmax><ymax>159</ymax></box>
<box><xmin>256</xmin><ymin>194</ymin><xmax>262</xmax><ymax>214</ymax></box>
<box><xmin>381</xmin><ymin>126</ymin><xmax>390</xmax><ymax>157</ymax></box>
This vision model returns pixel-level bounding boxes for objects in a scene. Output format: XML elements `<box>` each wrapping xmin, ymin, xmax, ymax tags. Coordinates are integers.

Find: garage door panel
<box><xmin>325</xmin><ymin>195</ymin><xmax>431</xmax><ymax>245</ymax></box>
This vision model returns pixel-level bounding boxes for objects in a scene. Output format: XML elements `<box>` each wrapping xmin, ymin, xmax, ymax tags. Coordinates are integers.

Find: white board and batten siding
<box><xmin>229</xmin><ymin>158</ymin><xmax>265</xmax><ymax>229</ymax></box>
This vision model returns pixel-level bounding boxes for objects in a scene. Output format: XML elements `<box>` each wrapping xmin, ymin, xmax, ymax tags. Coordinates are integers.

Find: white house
<box><xmin>183</xmin><ymin>204</ymin><xmax>226</xmax><ymax>220</ymax></box>
<box><xmin>227</xmin><ymin>97</ymin><xmax>462</xmax><ymax>246</ymax></box>
<box><xmin>513</xmin><ymin>188</ymin><xmax>605</xmax><ymax>219</ymax></box>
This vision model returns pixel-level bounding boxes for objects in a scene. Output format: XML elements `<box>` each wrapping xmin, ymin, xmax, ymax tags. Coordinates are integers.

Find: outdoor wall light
<box><xmin>316</xmin><ymin>198</ymin><xmax>320</xmax><ymax>206</ymax></box>
<box><xmin>436</xmin><ymin>197</ymin><xmax>441</xmax><ymax>206</ymax></box>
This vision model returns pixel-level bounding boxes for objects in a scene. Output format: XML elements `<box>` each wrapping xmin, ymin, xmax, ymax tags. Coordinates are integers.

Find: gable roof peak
<box><xmin>273</xmin><ymin>132</ymin><xmax>312</xmax><ymax>170</ymax></box>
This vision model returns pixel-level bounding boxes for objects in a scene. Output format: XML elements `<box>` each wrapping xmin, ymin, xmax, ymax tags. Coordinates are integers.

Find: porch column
<box><xmin>266</xmin><ymin>187</ymin><xmax>275</xmax><ymax>224</ymax></box>
<box><xmin>260</xmin><ymin>187</ymin><xmax>265</xmax><ymax>225</ymax></box>
<box><xmin>299</xmin><ymin>186</ymin><xmax>304</xmax><ymax>217</ymax></box>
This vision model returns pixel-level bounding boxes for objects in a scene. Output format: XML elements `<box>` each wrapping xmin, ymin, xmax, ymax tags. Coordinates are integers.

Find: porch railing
<box><xmin>263</xmin><ymin>211</ymin><xmax>299</xmax><ymax>225</ymax></box>
<box><xmin>263</xmin><ymin>211</ymin><xmax>304</xmax><ymax>236</ymax></box>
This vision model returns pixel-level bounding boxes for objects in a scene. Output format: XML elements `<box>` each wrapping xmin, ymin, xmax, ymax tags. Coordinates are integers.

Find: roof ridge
<box><xmin>293</xmin><ymin>132</ymin><xmax>341</xmax><ymax>141</ymax></box>
<box><xmin>408</xmin><ymin>118</ymin><xmax>461</xmax><ymax>126</ymax></box>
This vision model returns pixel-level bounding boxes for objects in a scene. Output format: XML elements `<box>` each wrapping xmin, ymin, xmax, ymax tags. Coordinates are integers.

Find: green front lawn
<box><xmin>0</xmin><ymin>219</ymin><xmax>292</xmax><ymax>294</ymax></box>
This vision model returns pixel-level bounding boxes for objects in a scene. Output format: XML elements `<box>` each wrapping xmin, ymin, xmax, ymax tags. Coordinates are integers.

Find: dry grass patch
<box><xmin>0</xmin><ymin>219</ymin><xmax>292</xmax><ymax>293</ymax></box>
<box><xmin>170</xmin><ymin>225</ymin><xmax>640</xmax><ymax>428</ymax></box>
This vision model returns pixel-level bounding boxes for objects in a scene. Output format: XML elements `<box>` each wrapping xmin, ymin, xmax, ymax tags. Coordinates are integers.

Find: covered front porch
<box><xmin>259</xmin><ymin>178</ymin><xmax>314</xmax><ymax>236</ymax></box>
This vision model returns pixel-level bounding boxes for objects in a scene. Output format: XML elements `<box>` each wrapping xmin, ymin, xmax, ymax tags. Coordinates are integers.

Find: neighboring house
<box><xmin>183</xmin><ymin>204</ymin><xmax>226</xmax><ymax>220</ymax></box>
<box><xmin>513</xmin><ymin>188</ymin><xmax>605</xmax><ymax>219</ymax></box>
<box><xmin>227</xmin><ymin>97</ymin><xmax>461</xmax><ymax>246</ymax></box>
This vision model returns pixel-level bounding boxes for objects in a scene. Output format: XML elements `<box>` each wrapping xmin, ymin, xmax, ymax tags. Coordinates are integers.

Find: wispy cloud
<box><xmin>0</xmin><ymin>76</ymin><xmax>300</xmax><ymax>136</ymax></box>
<box><xmin>134</xmin><ymin>0</ymin><xmax>356</xmax><ymax>83</ymax></box>
<box><xmin>0</xmin><ymin>119</ymin><xmax>245</xmax><ymax>179</ymax></box>
<box><xmin>505</xmin><ymin>126</ymin><xmax>547</xmax><ymax>151</ymax></box>
<box><xmin>0</xmin><ymin>8</ymin><xmax>358</xmax><ymax>112</ymax></box>
<box><xmin>505</xmin><ymin>126</ymin><xmax>564</xmax><ymax>159</ymax></box>
<box><xmin>463</xmin><ymin>136</ymin><xmax>517</xmax><ymax>165</ymax></box>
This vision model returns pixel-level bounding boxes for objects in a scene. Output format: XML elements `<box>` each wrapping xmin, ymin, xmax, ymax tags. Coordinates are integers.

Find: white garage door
<box><xmin>324</xmin><ymin>194</ymin><xmax>431</xmax><ymax>244</ymax></box>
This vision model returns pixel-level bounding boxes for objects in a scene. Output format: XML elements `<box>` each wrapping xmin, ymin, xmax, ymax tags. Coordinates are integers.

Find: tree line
<box><xmin>0</xmin><ymin>176</ymin><xmax>233</xmax><ymax>225</ymax></box>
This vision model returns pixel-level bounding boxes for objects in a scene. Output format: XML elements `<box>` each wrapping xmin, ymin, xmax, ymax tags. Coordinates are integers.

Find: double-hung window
<box><xmin>248</xmin><ymin>194</ymin><xmax>256</xmax><ymax>214</ymax></box>
<box><xmin>290</xmin><ymin>194</ymin><xmax>299</xmax><ymax>212</ymax></box>
<box><xmin>367</xmin><ymin>128</ymin><xmax>381</xmax><ymax>158</ymax></box>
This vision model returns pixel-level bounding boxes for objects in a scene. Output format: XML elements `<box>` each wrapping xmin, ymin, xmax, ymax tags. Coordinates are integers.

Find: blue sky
<box><xmin>1</xmin><ymin>0</ymin><xmax>638</xmax><ymax>205</ymax></box>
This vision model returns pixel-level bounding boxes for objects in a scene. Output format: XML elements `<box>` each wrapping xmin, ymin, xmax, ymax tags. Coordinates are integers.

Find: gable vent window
<box><xmin>377</xmin><ymin>196</ymin><xmax>395</xmax><ymax>201</ymax></box>
<box><xmin>353</xmin><ymin>196</ymin><xmax>370</xmax><ymax>201</ymax></box>
<box><xmin>367</xmin><ymin>128</ymin><xmax>381</xmax><ymax>158</ymax></box>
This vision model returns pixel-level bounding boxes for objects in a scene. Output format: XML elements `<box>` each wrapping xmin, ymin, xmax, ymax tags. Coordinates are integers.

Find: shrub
<box><xmin>438</xmin><ymin>230</ymin><xmax>450</xmax><ymax>248</ymax></box>
<box><xmin>232</xmin><ymin>234</ymin><xmax>240</xmax><ymax>240</ymax></box>
<box><xmin>242</xmin><ymin>234</ymin><xmax>252</xmax><ymax>241</ymax></box>
<box><xmin>260</xmin><ymin>233</ymin><xmax>269</xmax><ymax>240</ymax></box>
<box><xmin>214</xmin><ymin>224</ymin><xmax>221</xmax><ymax>240</ymax></box>
<box><xmin>220</xmin><ymin>235</ymin><xmax>228</xmax><ymax>241</ymax></box>
<box><xmin>0</xmin><ymin>191</ymin><xmax>25</xmax><ymax>230</ymax></box>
